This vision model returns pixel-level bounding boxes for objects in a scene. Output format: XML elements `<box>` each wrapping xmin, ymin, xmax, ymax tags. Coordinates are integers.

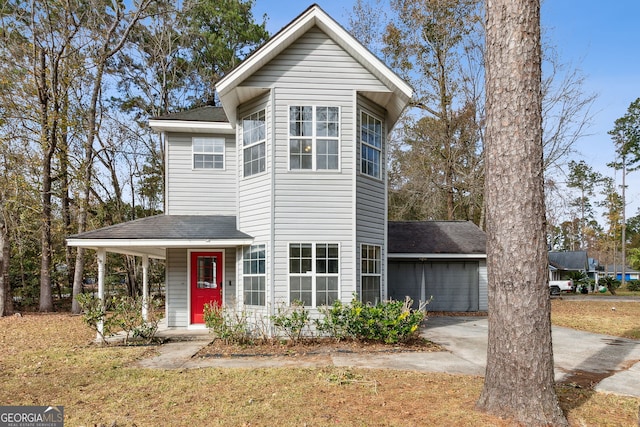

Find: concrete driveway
<box><xmin>423</xmin><ymin>316</ymin><xmax>640</xmax><ymax>398</ymax></box>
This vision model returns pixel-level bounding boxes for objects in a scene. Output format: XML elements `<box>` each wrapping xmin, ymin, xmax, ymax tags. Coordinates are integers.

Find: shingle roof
<box><xmin>388</xmin><ymin>221</ymin><xmax>486</xmax><ymax>254</ymax></box>
<box><xmin>152</xmin><ymin>106</ymin><xmax>228</xmax><ymax>123</ymax></box>
<box><xmin>69</xmin><ymin>215</ymin><xmax>251</xmax><ymax>240</ymax></box>
<box><xmin>548</xmin><ymin>251</ymin><xmax>589</xmax><ymax>271</ymax></box>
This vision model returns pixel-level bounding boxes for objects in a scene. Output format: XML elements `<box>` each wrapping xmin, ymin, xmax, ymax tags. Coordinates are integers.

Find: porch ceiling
<box><xmin>66</xmin><ymin>215</ymin><xmax>254</xmax><ymax>259</ymax></box>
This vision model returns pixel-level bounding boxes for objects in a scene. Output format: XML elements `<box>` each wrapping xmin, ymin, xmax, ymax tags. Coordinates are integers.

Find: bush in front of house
<box><xmin>316</xmin><ymin>296</ymin><xmax>426</xmax><ymax>344</ymax></box>
<box><xmin>76</xmin><ymin>293</ymin><xmax>163</xmax><ymax>344</ymax></box>
<box><xmin>203</xmin><ymin>302</ymin><xmax>253</xmax><ymax>345</ymax></box>
<box><xmin>270</xmin><ymin>300</ymin><xmax>311</xmax><ymax>343</ymax></box>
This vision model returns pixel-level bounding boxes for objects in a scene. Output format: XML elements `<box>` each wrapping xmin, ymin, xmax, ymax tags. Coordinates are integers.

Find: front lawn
<box><xmin>551</xmin><ymin>299</ymin><xmax>640</xmax><ymax>339</ymax></box>
<box><xmin>0</xmin><ymin>301</ymin><xmax>638</xmax><ymax>426</ymax></box>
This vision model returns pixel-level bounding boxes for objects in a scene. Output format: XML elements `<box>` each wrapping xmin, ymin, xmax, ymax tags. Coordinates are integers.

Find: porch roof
<box><xmin>66</xmin><ymin>215</ymin><xmax>254</xmax><ymax>259</ymax></box>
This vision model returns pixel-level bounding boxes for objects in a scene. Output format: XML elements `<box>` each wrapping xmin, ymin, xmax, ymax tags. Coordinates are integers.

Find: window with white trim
<box><xmin>243</xmin><ymin>244</ymin><xmax>265</xmax><ymax>306</ymax></box>
<box><xmin>360</xmin><ymin>112</ymin><xmax>382</xmax><ymax>178</ymax></box>
<box><xmin>289</xmin><ymin>243</ymin><xmax>339</xmax><ymax>307</ymax></box>
<box><xmin>361</xmin><ymin>244</ymin><xmax>381</xmax><ymax>304</ymax></box>
<box><xmin>289</xmin><ymin>106</ymin><xmax>339</xmax><ymax>170</ymax></box>
<box><xmin>193</xmin><ymin>137</ymin><xmax>225</xmax><ymax>169</ymax></box>
<box><xmin>242</xmin><ymin>110</ymin><xmax>266</xmax><ymax>177</ymax></box>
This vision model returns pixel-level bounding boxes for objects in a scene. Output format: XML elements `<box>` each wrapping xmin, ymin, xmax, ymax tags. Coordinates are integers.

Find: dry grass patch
<box><xmin>552</xmin><ymin>299</ymin><xmax>640</xmax><ymax>339</ymax></box>
<box><xmin>1</xmin><ymin>313</ymin><xmax>639</xmax><ymax>426</ymax></box>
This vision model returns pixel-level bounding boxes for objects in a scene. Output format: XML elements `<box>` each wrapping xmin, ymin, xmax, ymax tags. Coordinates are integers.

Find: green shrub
<box><xmin>598</xmin><ymin>276</ymin><xmax>621</xmax><ymax>295</ymax></box>
<box><xmin>626</xmin><ymin>281</ymin><xmax>640</xmax><ymax>292</ymax></box>
<box><xmin>76</xmin><ymin>293</ymin><xmax>163</xmax><ymax>344</ymax></box>
<box><xmin>270</xmin><ymin>300</ymin><xmax>311</xmax><ymax>343</ymax></box>
<box><xmin>316</xmin><ymin>296</ymin><xmax>425</xmax><ymax>344</ymax></box>
<box><xmin>203</xmin><ymin>303</ymin><xmax>252</xmax><ymax>345</ymax></box>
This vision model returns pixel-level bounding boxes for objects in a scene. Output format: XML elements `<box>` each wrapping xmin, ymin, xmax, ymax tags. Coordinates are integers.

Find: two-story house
<box><xmin>67</xmin><ymin>4</ymin><xmax>414</xmax><ymax>330</ymax></box>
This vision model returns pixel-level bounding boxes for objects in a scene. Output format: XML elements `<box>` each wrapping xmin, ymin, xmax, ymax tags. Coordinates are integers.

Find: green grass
<box><xmin>1</xmin><ymin>306</ymin><xmax>639</xmax><ymax>426</ymax></box>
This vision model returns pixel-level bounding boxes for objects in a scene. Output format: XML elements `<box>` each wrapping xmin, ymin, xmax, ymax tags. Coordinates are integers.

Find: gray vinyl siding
<box><xmin>356</xmin><ymin>97</ymin><xmax>388</xmax><ymax>298</ymax></box>
<box><xmin>223</xmin><ymin>247</ymin><xmax>237</xmax><ymax>309</ymax></box>
<box><xmin>478</xmin><ymin>259</ymin><xmax>488</xmax><ymax>311</ymax></box>
<box><xmin>243</xmin><ymin>28</ymin><xmax>388</xmax><ymax>93</ymax></box>
<box><xmin>238</xmin><ymin>94</ymin><xmax>272</xmax><ymax>241</ymax></box>
<box><xmin>165</xmin><ymin>132</ymin><xmax>237</xmax><ymax>215</ymax></box>
<box><xmin>166</xmin><ymin>248</ymin><xmax>188</xmax><ymax>327</ymax></box>
<box><xmin>241</xmin><ymin>28</ymin><xmax>390</xmax><ymax>305</ymax></box>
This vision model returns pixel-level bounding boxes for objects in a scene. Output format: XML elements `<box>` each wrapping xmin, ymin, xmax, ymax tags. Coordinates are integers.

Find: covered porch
<box><xmin>67</xmin><ymin>215</ymin><xmax>253</xmax><ymax>338</ymax></box>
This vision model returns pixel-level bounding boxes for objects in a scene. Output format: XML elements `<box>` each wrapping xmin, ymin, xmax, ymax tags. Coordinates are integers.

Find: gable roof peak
<box><xmin>216</xmin><ymin>3</ymin><xmax>412</xmax><ymax>126</ymax></box>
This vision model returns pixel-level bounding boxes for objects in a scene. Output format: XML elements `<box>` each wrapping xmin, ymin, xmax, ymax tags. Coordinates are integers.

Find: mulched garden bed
<box><xmin>196</xmin><ymin>336</ymin><xmax>442</xmax><ymax>359</ymax></box>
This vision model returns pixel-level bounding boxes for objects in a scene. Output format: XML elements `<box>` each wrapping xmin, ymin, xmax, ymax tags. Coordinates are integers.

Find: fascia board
<box><xmin>148</xmin><ymin>120</ymin><xmax>234</xmax><ymax>134</ymax></box>
<box><xmin>67</xmin><ymin>238</ymin><xmax>254</xmax><ymax>248</ymax></box>
<box><xmin>387</xmin><ymin>253</ymin><xmax>487</xmax><ymax>259</ymax></box>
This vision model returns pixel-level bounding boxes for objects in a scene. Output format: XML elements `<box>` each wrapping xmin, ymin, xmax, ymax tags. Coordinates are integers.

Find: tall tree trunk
<box><xmin>36</xmin><ymin>45</ymin><xmax>55</xmax><ymax>313</ymax></box>
<box><xmin>0</xmin><ymin>219</ymin><xmax>13</xmax><ymax>316</ymax></box>
<box><xmin>476</xmin><ymin>0</ymin><xmax>567</xmax><ymax>425</ymax></box>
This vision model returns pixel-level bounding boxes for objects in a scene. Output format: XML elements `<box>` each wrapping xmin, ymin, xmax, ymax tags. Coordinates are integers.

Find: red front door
<box><xmin>190</xmin><ymin>251</ymin><xmax>223</xmax><ymax>324</ymax></box>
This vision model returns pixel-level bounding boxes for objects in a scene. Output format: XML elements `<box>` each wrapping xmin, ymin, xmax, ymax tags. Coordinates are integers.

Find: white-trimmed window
<box><xmin>289</xmin><ymin>106</ymin><xmax>339</xmax><ymax>170</ymax></box>
<box><xmin>360</xmin><ymin>112</ymin><xmax>383</xmax><ymax>178</ymax></box>
<box><xmin>193</xmin><ymin>137</ymin><xmax>224</xmax><ymax>169</ymax></box>
<box><xmin>289</xmin><ymin>243</ymin><xmax>339</xmax><ymax>306</ymax></box>
<box><xmin>361</xmin><ymin>244</ymin><xmax>381</xmax><ymax>304</ymax></box>
<box><xmin>242</xmin><ymin>110</ymin><xmax>266</xmax><ymax>177</ymax></box>
<box><xmin>243</xmin><ymin>244</ymin><xmax>266</xmax><ymax>306</ymax></box>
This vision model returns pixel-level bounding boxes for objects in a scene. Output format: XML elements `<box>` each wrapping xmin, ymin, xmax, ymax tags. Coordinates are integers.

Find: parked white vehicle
<box><xmin>549</xmin><ymin>279</ymin><xmax>574</xmax><ymax>295</ymax></box>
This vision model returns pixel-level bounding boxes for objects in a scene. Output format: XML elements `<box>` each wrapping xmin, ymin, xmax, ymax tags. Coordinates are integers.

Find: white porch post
<box><xmin>97</xmin><ymin>248</ymin><xmax>106</xmax><ymax>341</ymax></box>
<box><xmin>142</xmin><ymin>255</ymin><xmax>149</xmax><ymax>321</ymax></box>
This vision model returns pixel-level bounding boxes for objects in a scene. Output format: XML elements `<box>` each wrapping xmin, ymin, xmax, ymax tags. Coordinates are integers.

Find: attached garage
<box><xmin>387</xmin><ymin>221</ymin><xmax>487</xmax><ymax>312</ymax></box>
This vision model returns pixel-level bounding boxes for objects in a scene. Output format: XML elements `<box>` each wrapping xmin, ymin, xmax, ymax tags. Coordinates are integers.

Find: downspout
<box><xmin>142</xmin><ymin>254</ymin><xmax>149</xmax><ymax>321</ymax></box>
<box><xmin>97</xmin><ymin>248</ymin><xmax>106</xmax><ymax>341</ymax></box>
<box><xmin>270</xmin><ymin>89</ymin><xmax>276</xmax><ymax>333</ymax></box>
<box><xmin>162</xmin><ymin>131</ymin><xmax>168</xmax><ymax>214</ymax></box>
<box><xmin>353</xmin><ymin>93</ymin><xmax>359</xmax><ymax>302</ymax></box>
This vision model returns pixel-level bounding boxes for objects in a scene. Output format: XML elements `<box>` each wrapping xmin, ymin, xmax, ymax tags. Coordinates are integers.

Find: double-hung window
<box><xmin>243</xmin><ymin>244</ymin><xmax>266</xmax><ymax>306</ymax></box>
<box><xmin>360</xmin><ymin>112</ymin><xmax>383</xmax><ymax>178</ymax></box>
<box><xmin>193</xmin><ymin>137</ymin><xmax>224</xmax><ymax>169</ymax></box>
<box><xmin>242</xmin><ymin>110</ymin><xmax>266</xmax><ymax>177</ymax></box>
<box><xmin>289</xmin><ymin>106</ymin><xmax>339</xmax><ymax>170</ymax></box>
<box><xmin>289</xmin><ymin>243</ymin><xmax>339</xmax><ymax>307</ymax></box>
<box><xmin>361</xmin><ymin>244</ymin><xmax>381</xmax><ymax>304</ymax></box>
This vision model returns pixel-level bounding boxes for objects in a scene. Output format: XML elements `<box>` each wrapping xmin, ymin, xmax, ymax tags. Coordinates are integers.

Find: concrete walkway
<box><xmin>137</xmin><ymin>317</ymin><xmax>640</xmax><ymax>398</ymax></box>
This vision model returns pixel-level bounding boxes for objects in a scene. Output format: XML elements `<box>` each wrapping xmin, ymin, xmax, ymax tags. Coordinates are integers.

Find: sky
<box><xmin>252</xmin><ymin>1</ymin><xmax>640</xmax><ymax>219</ymax></box>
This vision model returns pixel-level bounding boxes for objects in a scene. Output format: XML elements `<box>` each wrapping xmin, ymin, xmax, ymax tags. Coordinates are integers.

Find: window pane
<box><xmin>243</xmin><ymin>245</ymin><xmax>266</xmax><ymax>306</ymax></box>
<box><xmin>361</xmin><ymin>276</ymin><xmax>380</xmax><ymax>305</ymax></box>
<box><xmin>194</xmin><ymin>137</ymin><xmax>224</xmax><ymax>169</ymax></box>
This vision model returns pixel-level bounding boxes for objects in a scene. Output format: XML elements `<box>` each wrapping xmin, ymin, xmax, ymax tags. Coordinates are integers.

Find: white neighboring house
<box><xmin>67</xmin><ymin>4</ymin><xmax>413</xmax><ymax>330</ymax></box>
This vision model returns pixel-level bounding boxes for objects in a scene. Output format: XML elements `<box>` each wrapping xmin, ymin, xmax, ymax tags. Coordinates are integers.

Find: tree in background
<box><xmin>608</xmin><ymin>97</ymin><xmax>640</xmax><ymax>287</ymax></box>
<box><xmin>383</xmin><ymin>0</ymin><xmax>484</xmax><ymax>222</ymax></box>
<box><xmin>599</xmin><ymin>176</ymin><xmax>624</xmax><ymax>276</ymax></box>
<box><xmin>0</xmin><ymin>0</ymin><xmax>271</xmax><ymax>312</ymax></box>
<box><xmin>477</xmin><ymin>0</ymin><xmax>567</xmax><ymax>424</ymax></box>
<box><xmin>566</xmin><ymin>160</ymin><xmax>603</xmax><ymax>248</ymax></box>
<box><xmin>349</xmin><ymin>0</ymin><xmax>595</xmax><ymax>227</ymax></box>
<box><xmin>182</xmin><ymin>0</ymin><xmax>269</xmax><ymax>106</ymax></box>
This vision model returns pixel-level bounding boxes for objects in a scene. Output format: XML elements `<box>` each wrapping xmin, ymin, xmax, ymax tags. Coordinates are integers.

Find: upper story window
<box><xmin>289</xmin><ymin>106</ymin><xmax>339</xmax><ymax>171</ymax></box>
<box><xmin>242</xmin><ymin>109</ymin><xmax>266</xmax><ymax>177</ymax></box>
<box><xmin>193</xmin><ymin>137</ymin><xmax>224</xmax><ymax>169</ymax></box>
<box><xmin>360</xmin><ymin>112</ymin><xmax>383</xmax><ymax>179</ymax></box>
